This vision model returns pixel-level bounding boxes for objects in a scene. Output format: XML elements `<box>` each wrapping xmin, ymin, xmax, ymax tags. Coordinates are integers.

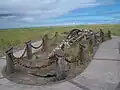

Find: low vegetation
<box><xmin>0</xmin><ymin>24</ymin><xmax>120</xmax><ymax>56</ymax></box>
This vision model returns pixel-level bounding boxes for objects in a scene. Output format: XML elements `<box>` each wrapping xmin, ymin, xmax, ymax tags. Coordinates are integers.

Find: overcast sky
<box><xmin>0</xmin><ymin>0</ymin><xmax>120</xmax><ymax>29</ymax></box>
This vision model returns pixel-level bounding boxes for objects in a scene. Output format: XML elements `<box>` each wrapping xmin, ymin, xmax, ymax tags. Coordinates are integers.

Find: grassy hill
<box><xmin>0</xmin><ymin>24</ymin><xmax>120</xmax><ymax>56</ymax></box>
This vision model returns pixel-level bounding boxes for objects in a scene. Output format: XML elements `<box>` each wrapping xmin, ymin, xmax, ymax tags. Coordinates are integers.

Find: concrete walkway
<box><xmin>0</xmin><ymin>37</ymin><xmax>120</xmax><ymax>90</ymax></box>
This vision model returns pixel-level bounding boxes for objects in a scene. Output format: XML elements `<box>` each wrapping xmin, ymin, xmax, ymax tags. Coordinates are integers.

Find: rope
<box><xmin>67</xmin><ymin>33</ymin><xmax>82</xmax><ymax>42</ymax></box>
<box><xmin>13</xmin><ymin>46</ymin><xmax>27</xmax><ymax>60</ymax></box>
<box><xmin>65</xmin><ymin>58</ymin><xmax>77</xmax><ymax>63</ymax></box>
<box><xmin>12</xmin><ymin>30</ymin><xmax>108</xmax><ymax>71</ymax></box>
<box><xmin>79</xmin><ymin>43</ymin><xmax>86</xmax><ymax>48</ymax></box>
<box><xmin>95</xmin><ymin>31</ymin><xmax>100</xmax><ymax>34</ymax></box>
<box><xmin>14</xmin><ymin>57</ymin><xmax>56</xmax><ymax>70</ymax></box>
<box><xmin>48</xmin><ymin>34</ymin><xmax>56</xmax><ymax>40</ymax></box>
<box><xmin>70</xmin><ymin>34</ymin><xmax>85</xmax><ymax>43</ymax></box>
<box><xmin>30</xmin><ymin>43</ymin><xmax>42</xmax><ymax>49</ymax></box>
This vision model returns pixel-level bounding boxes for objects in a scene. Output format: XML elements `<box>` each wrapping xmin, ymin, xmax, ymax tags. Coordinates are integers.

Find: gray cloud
<box><xmin>0</xmin><ymin>0</ymin><xmax>116</xmax><ymax>29</ymax></box>
<box><xmin>0</xmin><ymin>0</ymin><xmax>98</xmax><ymax>22</ymax></box>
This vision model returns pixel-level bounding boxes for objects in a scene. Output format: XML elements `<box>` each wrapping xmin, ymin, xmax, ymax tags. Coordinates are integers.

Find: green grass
<box><xmin>0</xmin><ymin>24</ymin><xmax>120</xmax><ymax>56</ymax></box>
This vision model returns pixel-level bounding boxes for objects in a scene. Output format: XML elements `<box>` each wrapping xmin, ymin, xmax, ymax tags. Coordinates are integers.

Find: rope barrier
<box><xmin>30</xmin><ymin>43</ymin><xmax>42</xmax><ymax>49</ymax></box>
<box><xmin>13</xmin><ymin>46</ymin><xmax>27</xmax><ymax>60</ymax></box>
<box><xmin>5</xmin><ymin>29</ymin><xmax>112</xmax><ymax>76</ymax></box>
<box><xmin>14</xmin><ymin>57</ymin><xmax>56</xmax><ymax>70</ymax></box>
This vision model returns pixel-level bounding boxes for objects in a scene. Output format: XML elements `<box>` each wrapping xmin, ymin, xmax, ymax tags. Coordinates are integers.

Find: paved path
<box><xmin>0</xmin><ymin>37</ymin><xmax>120</xmax><ymax>90</ymax></box>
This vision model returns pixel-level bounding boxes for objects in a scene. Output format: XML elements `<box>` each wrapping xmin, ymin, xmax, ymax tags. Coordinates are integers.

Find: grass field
<box><xmin>0</xmin><ymin>24</ymin><xmax>120</xmax><ymax>56</ymax></box>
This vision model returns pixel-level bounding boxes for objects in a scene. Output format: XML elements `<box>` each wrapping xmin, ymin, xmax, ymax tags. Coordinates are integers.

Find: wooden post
<box><xmin>53</xmin><ymin>32</ymin><xmax>58</xmax><ymax>44</ymax></box>
<box><xmin>108</xmin><ymin>30</ymin><xmax>112</xmax><ymax>39</ymax></box>
<box><xmin>41</xmin><ymin>34</ymin><xmax>48</xmax><ymax>52</ymax></box>
<box><xmin>55</xmin><ymin>49</ymin><xmax>68</xmax><ymax>80</ymax></box>
<box><xmin>5</xmin><ymin>48</ymin><xmax>15</xmax><ymax>75</ymax></box>
<box><xmin>88</xmin><ymin>37</ymin><xmax>93</xmax><ymax>54</ymax></box>
<box><xmin>44</xmin><ymin>34</ymin><xmax>48</xmax><ymax>40</ymax></box>
<box><xmin>92</xmin><ymin>33</ymin><xmax>97</xmax><ymax>46</ymax></box>
<box><xmin>55</xmin><ymin>58</ymin><xmax>67</xmax><ymax>80</ymax></box>
<box><xmin>77</xmin><ymin>44</ymin><xmax>84</xmax><ymax>65</ymax></box>
<box><xmin>55</xmin><ymin>32</ymin><xmax>58</xmax><ymax>38</ymax></box>
<box><xmin>77</xmin><ymin>43</ymin><xmax>89</xmax><ymax>65</ymax></box>
<box><xmin>26</xmin><ymin>40</ymin><xmax>32</xmax><ymax>59</ymax></box>
<box><xmin>100</xmin><ymin>29</ymin><xmax>104</xmax><ymax>42</ymax></box>
<box><xmin>118</xmin><ymin>42</ymin><xmax>120</xmax><ymax>54</ymax></box>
